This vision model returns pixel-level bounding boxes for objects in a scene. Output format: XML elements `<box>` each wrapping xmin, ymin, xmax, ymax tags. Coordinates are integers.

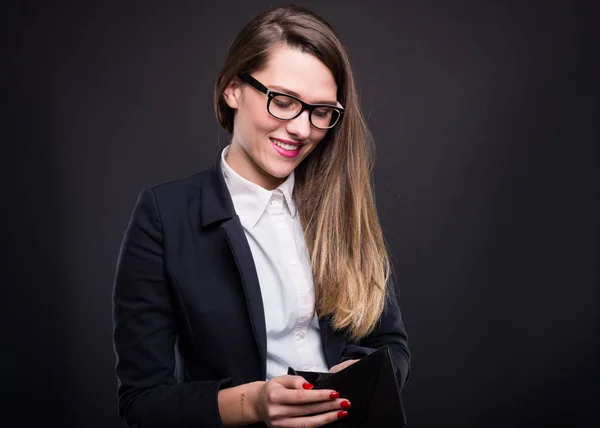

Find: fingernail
<box><xmin>340</xmin><ymin>400</ymin><xmax>351</xmax><ymax>409</ymax></box>
<box><xmin>338</xmin><ymin>411</ymin><xmax>348</xmax><ymax>418</ymax></box>
<box><xmin>302</xmin><ymin>382</ymin><xmax>314</xmax><ymax>390</ymax></box>
<box><xmin>329</xmin><ymin>391</ymin><xmax>340</xmax><ymax>399</ymax></box>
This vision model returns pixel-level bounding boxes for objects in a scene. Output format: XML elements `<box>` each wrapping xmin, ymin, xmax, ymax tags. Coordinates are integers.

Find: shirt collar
<box><xmin>220</xmin><ymin>146</ymin><xmax>297</xmax><ymax>228</ymax></box>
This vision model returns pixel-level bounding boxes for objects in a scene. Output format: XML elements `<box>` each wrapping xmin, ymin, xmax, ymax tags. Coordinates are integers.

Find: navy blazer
<box><xmin>112</xmin><ymin>150</ymin><xmax>411</xmax><ymax>428</ymax></box>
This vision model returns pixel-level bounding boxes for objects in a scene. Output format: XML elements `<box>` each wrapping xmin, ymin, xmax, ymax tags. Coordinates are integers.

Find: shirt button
<box><xmin>297</xmin><ymin>331</ymin><xmax>306</xmax><ymax>339</ymax></box>
<box><xmin>290</xmin><ymin>260</ymin><xmax>297</xmax><ymax>265</ymax></box>
<box><xmin>277</xmin><ymin>222</ymin><xmax>284</xmax><ymax>228</ymax></box>
<box><xmin>271</xmin><ymin>200</ymin><xmax>279</xmax><ymax>206</ymax></box>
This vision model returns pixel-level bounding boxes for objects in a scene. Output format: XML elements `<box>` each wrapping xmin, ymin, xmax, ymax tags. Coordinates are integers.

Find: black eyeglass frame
<box><xmin>237</xmin><ymin>73</ymin><xmax>345</xmax><ymax>130</ymax></box>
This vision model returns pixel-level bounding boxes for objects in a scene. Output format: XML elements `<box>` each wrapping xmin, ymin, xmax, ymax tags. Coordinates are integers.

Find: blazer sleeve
<box><xmin>339</xmin><ymin>277</ymin><xmax>411</xmax><ymax>389</ymax></box>
<box><xmin>113</xmin><ymin>188</ymin><xmax>232</xmax><ymax>428</ymax></box>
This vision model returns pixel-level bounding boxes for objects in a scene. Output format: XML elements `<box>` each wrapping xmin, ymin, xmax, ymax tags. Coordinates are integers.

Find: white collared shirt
<box><xmin>221</xmin><ymin>146</ymin><xmax>329</xmax><ymax>380</ymax></box>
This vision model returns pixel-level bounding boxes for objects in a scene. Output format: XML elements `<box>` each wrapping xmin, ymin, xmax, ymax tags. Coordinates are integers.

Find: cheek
<box><xmin>301</xmin><ymin>131</ymin><xmax>328</xmax><ymax>160</ymax></box>
<box><xmin>239</xmin><ymin>104</ymin><xmax>280</xmax><ymax>140</ymax></box>
<box><xmin>309</xmin><ymin>129</ymin><xmax>329</xmax><ymax>146</ymax></box>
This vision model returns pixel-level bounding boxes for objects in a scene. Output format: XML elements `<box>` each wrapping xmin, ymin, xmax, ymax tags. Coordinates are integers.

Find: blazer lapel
<box><xmin>221</xmin><ymin>217</ymin><xmax>267</xmax><ymax>378</ymax></box>
<box><xmin>200</xmin><ymin>149</ymin><xmax>267</xmax><ymax>379</ymax></box>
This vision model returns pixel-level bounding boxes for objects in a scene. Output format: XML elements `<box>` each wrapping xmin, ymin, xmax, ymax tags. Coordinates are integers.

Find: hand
<box><xmin>329</xmin><ymin>359</ymin><xmax>359</xmax><ymax>374</ymax></box>
<box><xmin>252</xmin><ymin>375</ymin><xmax>351</xmax><ymax>427</ymax></box>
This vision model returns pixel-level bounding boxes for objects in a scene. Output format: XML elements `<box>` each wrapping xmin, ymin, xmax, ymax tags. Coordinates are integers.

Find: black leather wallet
<box><xmin>287</xmin><ymin>347</ymin><xmax>407</xmax><ymax>427</ymax></box>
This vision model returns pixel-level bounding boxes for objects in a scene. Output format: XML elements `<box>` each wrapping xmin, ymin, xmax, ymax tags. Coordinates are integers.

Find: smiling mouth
<box><xmin>270</xmin><ymin>138</ymin><xmax>303</xmax><ymax>151</ymax></box>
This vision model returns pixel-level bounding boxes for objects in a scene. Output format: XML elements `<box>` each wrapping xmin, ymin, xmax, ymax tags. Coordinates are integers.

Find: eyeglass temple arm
<box><xmin>238</xmin><ymin>73</ymin><xmax>269</xmax><ymax>95</ymax></box>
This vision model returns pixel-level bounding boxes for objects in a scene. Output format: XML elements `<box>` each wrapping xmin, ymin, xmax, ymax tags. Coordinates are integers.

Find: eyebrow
<box><xmin>268</xmin><ymin>84</ymin><xmax>338</xmax><ymax>105</ymax></box>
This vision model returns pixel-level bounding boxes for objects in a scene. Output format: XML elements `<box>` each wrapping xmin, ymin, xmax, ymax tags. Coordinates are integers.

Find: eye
<box><xmin>272</xmin><ymin>98</ymin><xmax>294</xmax><ymax>109</ymax></box>
<box><xmin>313</xmin><ymin>107</ymin><xmax>333</xmax><ymax>118</ymax></box>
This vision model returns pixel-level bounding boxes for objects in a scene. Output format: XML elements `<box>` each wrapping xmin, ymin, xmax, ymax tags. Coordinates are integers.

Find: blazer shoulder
<box><xmin>149</xmin><ymin>169</ymin><xmax>210</xmax><ymax>198</ymax></box>
<box><xmin>140</xmin><ymin>168</ymin><xmax>213</xmax><ymax>224</ymax></box>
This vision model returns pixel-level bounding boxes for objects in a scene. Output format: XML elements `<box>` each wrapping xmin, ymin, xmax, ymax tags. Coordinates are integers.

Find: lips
<box><xmin>270</xmin><ymin>138</ymin><xmax>304</xmax><ymax>158</ymax></box>
<box><xmin>271</xmin><ymin>138</ymin><xmax>303</xmax><ymax>149</ymax></box>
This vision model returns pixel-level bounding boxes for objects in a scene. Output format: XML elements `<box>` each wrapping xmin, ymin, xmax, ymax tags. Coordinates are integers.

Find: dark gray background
<box><xmin>4</xmin><ymin>0</ymin><xmax>597</xmax><ymax>427</ymax></box>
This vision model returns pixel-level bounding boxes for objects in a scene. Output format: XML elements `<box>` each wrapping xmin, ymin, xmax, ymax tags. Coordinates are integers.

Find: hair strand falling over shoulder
<box><xmin>215</xmin><ymin>4</ymin><xmax>392</xmax><ymax>341</ymax></box>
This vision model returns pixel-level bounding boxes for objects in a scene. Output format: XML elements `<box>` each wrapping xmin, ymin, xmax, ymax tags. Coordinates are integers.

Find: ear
<box><xmin>223</xmin><ymin>77</ymin><xmax>242</xmax><ymax>109</ymax></box>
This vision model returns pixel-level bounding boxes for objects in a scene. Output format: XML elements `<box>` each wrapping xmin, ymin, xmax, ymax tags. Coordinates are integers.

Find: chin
<box><xmin>265</xmin><ymin>165</ymin><xmax>295</xmax><ymax>179</ymax></box>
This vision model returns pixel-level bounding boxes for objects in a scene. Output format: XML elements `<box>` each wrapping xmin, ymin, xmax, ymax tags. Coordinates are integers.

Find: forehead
<box><xmin>253</xmin><ymin>45</ymin><xmax>338</xmax><ymax>104</ymax></box>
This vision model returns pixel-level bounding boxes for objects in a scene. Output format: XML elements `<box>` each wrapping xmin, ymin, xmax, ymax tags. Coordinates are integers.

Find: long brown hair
<box><xmin>215</xmin><ymin>5</ymin><xmax>391</xmax><ymax>341</ymax></box>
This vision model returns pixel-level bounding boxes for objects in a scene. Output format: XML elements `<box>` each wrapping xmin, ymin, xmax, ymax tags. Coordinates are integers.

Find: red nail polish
<box><xmin>302</xmin><ymin>382</ymin><xmax>314</xmax><ymax>390</ymax></box>
<box><xmin>340</xmin><ymin>400</ymin><xmax>351</xmax><ymax>409</ymax></box>
<box><xmin>329</xmin><ymin>392</ymin><xmax>340</xmax><ymax>399</ymax></box>
<box><xmin>338</xmin><ymin>411</ymin><xmax>348</xmax><ymax>418</ymax></box>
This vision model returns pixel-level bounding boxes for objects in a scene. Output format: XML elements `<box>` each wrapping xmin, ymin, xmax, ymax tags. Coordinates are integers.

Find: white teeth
<box><xmin>272</xmin><ymin>139</ymin><xmax>300</xmax><ymax>151</ymax></box>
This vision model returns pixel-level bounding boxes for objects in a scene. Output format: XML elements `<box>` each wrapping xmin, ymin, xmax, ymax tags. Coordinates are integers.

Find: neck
<box><xmin>225</xmin><ymin>144</ymin><xmax>285</xmax><ymax>190</ymax></box>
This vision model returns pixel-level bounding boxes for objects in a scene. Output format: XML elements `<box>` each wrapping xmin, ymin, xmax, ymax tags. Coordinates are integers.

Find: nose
<box><xmin>285</xmin><ymin>110</ymin><xmax>311</xmax><ymax>140</ymax></box>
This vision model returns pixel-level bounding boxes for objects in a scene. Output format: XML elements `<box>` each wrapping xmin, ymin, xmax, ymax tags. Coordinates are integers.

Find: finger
<box><xmin>272</xmin><ymin>387</ymin><xmax>341</xmax><ymax>405</ymax></box>
<box><xmin>283</xmin><ymin>398</ymin><xmax>352</xmax><ymax>418</ymax></box>
<box><xmin>283</xmin><ymin>408</ymin><xmax>350</xmax><ymax>428</ymax></box>
<box><xmin>329</xmin><ymin>359</ymin><xmax>354</xmax><ymax>373</ymax></box>
<box><xmin>273</xmin><ymin>375</ymin><xmax>311</xmax><ymax>390</ymax></box>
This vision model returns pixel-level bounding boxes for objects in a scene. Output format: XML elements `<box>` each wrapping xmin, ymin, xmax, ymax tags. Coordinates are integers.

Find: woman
<box><xmin>113</xmin><ymin>4</ymin><xmax>410</xmax><ymax>428</ymax></box>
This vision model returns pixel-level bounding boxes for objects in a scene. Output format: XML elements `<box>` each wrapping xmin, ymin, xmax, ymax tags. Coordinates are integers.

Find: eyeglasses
<box><xmin>238</xmin><ymin>73</ymin><xmax>344</xmax><ymax>130</ymax></box>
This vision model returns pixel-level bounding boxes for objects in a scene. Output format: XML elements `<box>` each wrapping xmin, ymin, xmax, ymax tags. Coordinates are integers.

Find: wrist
<box><xmin>245</xmin><ymin>381</ymin><xmax>266</xmax><ymax>423</ymax></box>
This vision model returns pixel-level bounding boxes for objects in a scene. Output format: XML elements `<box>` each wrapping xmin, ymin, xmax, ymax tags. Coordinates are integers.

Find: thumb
<box><xmin>274</xmin><ymin>375</ymin><xmax>314</xmax><ymax>390</ymax></box>
<box><xmin>329</xmin><ymin>359</ymin><xmax>359</xmax><ymax>373</ymax></box>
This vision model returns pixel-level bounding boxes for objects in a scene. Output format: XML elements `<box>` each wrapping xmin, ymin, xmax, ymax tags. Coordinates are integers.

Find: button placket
<box><xmin>270</xmin><ymin>189</ymin><xmax>322</xmax><ymax>372</ymax></box>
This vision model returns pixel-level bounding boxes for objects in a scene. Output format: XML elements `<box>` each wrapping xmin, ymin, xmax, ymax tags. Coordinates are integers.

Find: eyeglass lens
<box><xmin>269</xmin><ymin>94</ymin><xmax>340</xmax><ymax>129</ymax></box>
